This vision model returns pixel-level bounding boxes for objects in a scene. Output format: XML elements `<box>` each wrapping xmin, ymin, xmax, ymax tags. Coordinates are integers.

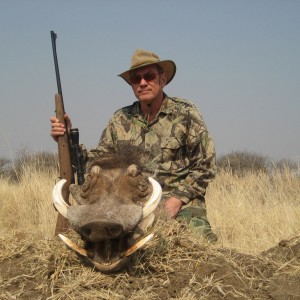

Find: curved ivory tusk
<box><xmin>59</xmin><ymin>234</ymin><xmax>126</xmax><ymax>273</ymax></box>
<box><xmin>58</xmin><ymin>233</ymin><xmax>154</xmax><ymax>273</ymax></box>
<box><xmin>138</xmin><ymin>213</ymin><xmax>155</xmax><ymax>233</ymax></box>
<box><xmin>90</xmin><ymin>257</ymin><xmax>128</xmax><ymax>273</ymax></box>
<box><xmin>52</xmin><ymin>179</ymin><xmax>69</xmax><ymax>218</ymax></box>
<box><xmin>143</xmin><ymin>177</ymin><xmax>162</xmax><ymax>218</ymax></box>
<box><xmin>124</xmin><ymin>233</ymin><xmax>154</xmax><ymax>257</ymax></box>
<box><xmin>58</xmin><ymin>234</ymin><xmax>88</xmax><ymax>257</ymax></box>
<box><xmin>90</xmin><ymin>233</ymin><xmax>154</xmax><ymax>273</ymax></box>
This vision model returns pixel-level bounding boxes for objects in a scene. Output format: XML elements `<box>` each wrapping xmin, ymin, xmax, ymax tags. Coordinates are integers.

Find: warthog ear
<box><xmin>91</xmin><ymin>165</ymin><xmax>101</xmax><ymax>174</ymax></box>
<box><xmin>126</xmin><ymin>164</ymin><xmax>140</xmax><ymax>177</ymax></box>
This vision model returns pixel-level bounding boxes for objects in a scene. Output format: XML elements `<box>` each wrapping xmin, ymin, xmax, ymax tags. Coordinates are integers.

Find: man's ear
<box><xmin>160</xmin><ymin>72</ymin><xmax>167</xmax><ymax>86</ymax></box>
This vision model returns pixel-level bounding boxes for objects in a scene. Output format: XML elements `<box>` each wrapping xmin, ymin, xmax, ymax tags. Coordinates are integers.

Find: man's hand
<box><xmin>50</xmin><ymin>113</ymin><xmax>72</xmax><ymax>142</ymax></box>
<box><xmin>165</xmin><ymin>196</ymin><xmax>183</xmax><ymax>219</ymax></box>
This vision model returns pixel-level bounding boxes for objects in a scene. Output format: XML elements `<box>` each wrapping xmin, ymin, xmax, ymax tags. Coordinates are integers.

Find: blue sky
<box><xmin>0</xmin><ymin>0</ymin><xmax>299</xmax><ymax>162</ymax></box>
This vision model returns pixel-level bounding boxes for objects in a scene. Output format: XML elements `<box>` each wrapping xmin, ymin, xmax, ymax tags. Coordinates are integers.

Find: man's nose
<box><xmin>139</xmin><ymin>78</ymin><xmax>148</xmax><ymax>85</ymax></box>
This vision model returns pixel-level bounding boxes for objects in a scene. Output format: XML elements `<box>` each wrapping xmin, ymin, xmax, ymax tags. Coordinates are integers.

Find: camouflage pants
<box><xmin>177</xmin><ymin>200</ymin><xmax>218</xmax><ymax>243</ymax></box>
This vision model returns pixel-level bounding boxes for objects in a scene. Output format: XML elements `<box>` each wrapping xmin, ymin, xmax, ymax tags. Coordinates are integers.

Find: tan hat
<box><xmin>118</xmin><ymin>49</ymin><xmax>176</xmax><ymax>85</ymax></box>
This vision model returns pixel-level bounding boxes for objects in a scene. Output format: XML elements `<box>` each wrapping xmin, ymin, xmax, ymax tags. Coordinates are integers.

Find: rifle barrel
<box><xmin>50</xmin><ymin>31</ymin><xmax>64</xmax><ymax>110</ymax></box>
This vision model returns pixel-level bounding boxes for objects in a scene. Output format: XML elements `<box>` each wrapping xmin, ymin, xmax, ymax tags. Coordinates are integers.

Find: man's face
<box><xmin>130</xmin><ymin>65</ymin><xmax>167</xmax><ymax>105</ymax></box>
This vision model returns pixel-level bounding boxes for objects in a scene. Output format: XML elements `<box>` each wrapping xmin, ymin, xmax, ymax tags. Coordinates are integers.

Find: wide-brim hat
<box><xmin>118</xmin><ymin>49</ymin><xmax>176</xmax><ymax>85</ymax></box>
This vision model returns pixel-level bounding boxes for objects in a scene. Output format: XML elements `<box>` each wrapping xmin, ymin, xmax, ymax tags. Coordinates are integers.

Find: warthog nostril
<box><xmin>107</xmin><ymin>226</ymin><xmax>122</xmax><ymax>236</ymax></box>
<box><xmin>81</xmin><ymin>221</ymin><xmax>124</xmax><ymax>242</ymax></box>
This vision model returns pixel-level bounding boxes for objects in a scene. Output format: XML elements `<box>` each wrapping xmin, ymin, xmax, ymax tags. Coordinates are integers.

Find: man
<box><xmin>51</xmin><ymin>49</ymin><xmax>217</xmax><ymax>242</ymax></box>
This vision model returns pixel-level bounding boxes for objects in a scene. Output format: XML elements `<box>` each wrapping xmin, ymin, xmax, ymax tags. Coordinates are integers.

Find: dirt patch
<box><xmin>1</xmin><ymin>223</ymin><xmax>300</xmax><ymax>299</ymax></box>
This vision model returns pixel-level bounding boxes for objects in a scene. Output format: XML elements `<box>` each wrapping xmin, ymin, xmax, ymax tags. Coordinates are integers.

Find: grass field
<box><xmin>0</xmin><ymin>162</ymin><xmax>299</xmax><ymax>299</ymax></box>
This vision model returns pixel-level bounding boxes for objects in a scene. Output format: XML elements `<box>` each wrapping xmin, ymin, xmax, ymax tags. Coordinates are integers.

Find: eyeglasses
<box><xmin>129</xmin><ymin>72</ymin><xmax>158</xmax><ymax>85</ymax></box>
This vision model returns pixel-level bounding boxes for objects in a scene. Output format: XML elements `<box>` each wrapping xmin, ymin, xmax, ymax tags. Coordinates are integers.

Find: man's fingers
<box><xmin>51</xmin><ymin>127</ymin><xmax>66</xmax><ymax>134</ymax></box>
<box><xmin>50</xmin><ymin>118</ymin><xmax>66</xmax><ymax>139</ymax></box>
<box><xmin>165</xmin><ymin>197</ymin><xmax>183</xmax><ymax>219</ymax></box>
<box><xmin>50</xmin><ymin>114</ymin><xmax>71</xmax><ymax>143</ymax></box>
<box><xmin>50</xmin><ymin>114</ymin><xmax>72</xmax><ymax>143</ymax></box>
<box><xmin>51</xmin><ymin>122</ymin><xmax>65</xmax><ymax>128</ymax></box>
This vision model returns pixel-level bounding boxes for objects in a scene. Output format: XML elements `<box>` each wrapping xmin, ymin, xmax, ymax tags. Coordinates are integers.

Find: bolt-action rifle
<box><xmin>50</xmin><ymin>31</ymin><xmax>85</xmax><ymax>235</ymax></box>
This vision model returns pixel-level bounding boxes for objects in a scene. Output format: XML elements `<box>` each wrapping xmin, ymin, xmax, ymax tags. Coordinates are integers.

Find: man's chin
<box><xmin>138</xmin><ymin>95</ymin><xmax>153</xmax><ymax>104</ymax></box>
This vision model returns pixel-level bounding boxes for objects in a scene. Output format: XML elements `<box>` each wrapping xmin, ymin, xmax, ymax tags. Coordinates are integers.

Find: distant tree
<box><xmin>0</xmin><ymin>157</ymin><xmax>11</xmax><ymax>177</ymax></box>
<box><xmin>217</xmin><ymin>151</ymin><xmax>269</xmax><ymax>176</ymax></box>
<box><xmin>0</xmin><ymin>157</ymin><xmax>10</xmax><ymax>169</ymax></box>
<box><xmin>8</xmin><ymin>150</ymin><xmax>58</xmax><ymax>182</ymax></box>
<box><xmin>273</xmin><ymin>158</ymin><xmax>298</xmax><ymax>173</ymax></box>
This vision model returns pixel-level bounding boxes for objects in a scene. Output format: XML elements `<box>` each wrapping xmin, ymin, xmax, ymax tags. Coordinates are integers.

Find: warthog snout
<box><xmin>81</xmin><ymin>220</ymin><xmax>124</xmax><ymax>242</ymax></box>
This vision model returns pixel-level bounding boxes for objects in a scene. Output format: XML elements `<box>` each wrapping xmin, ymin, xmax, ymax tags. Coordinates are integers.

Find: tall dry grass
<box><xmin>0</xmin><ymin>161</ymin><xmax>299</xmax><ymax>255</ymax></box>
<box><xmin>1</xmin><ymin>162</ymin><xmax>300</xmax><ymax>299</ymax></box>
<box><xmin>206</xmin><ymin>168</ymin><xmax>300</xmax><ymax>254</ymax></box>
<box><xmin>0</xmin><ymin>164</ymin><xmax>57</xmax><ymax>239</ymax></box>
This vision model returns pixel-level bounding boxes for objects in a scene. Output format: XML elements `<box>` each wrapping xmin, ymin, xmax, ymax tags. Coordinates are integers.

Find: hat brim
<box><xmin>118</xmin><ymin>60</ymin><xmax>176</xmax><ymax>85</ymax></box>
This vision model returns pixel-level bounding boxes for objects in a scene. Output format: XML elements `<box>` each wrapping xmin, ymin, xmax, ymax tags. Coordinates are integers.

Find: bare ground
<box><xmin>1</xmin><ymin>221</ymin><xmax>300</xmax><ymax>300</ymax></box>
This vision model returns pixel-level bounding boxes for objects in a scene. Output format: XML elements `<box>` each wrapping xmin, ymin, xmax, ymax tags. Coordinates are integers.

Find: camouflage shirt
<box><xmin>85</xmin><ymin>95</ymin><xmax>216</xmax><ymax>204</ymax></box>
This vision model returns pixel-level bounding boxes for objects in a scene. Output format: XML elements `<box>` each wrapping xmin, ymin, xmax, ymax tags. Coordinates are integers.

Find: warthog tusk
<box><xmin>52</xmin><ymin>179</ymin><xmax>69</xmax><ymax>218</ymax></box>
<box><xmin>90</xmin><ymin>257</ymin><xmax>128</xmax><ymax>273</ymax></box>
<box><xmin>123</xmin><ymin>233</ymin><xmax>154</xmax><ymax>257</ymax></box>
<box><xmin>53</xmin><ymin>177</ymin><xmax>161</xmax><ymax>220</ymax></box>
<box><xmin>59</xmin><ymin>234</ymin><xmax>127</xmax><ymax>272</ymax></box>
<box><xmin>142</xmin><ymin>177</ymin><xmax>162</xmax><ymax>218</ymax></box>
<box><xmin>58</xmin><ymin>233</ymin><xmax>154</xmax><ymax>273</ymax></box>
<box><xmin>91</xmin><ymin>233</ymin><xmax>154</xmax><ymax>273</ymax></box>
<box><xmin>58</xmin><ymin>234</ymin><xmax>88</xmax><ymax>257</ymax></box>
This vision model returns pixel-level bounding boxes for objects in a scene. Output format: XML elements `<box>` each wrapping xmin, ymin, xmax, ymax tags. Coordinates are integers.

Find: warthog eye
<box><xmin>82</xmin><ymin>227</ymin><xmax>92</xmax><ymax>237</ymax></box>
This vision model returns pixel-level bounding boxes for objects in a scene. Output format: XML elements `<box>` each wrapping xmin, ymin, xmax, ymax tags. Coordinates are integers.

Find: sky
<box><xmin>0</xmin><ymin>0</ymin><xmax>299</xmax><ymax>163</ymax></box>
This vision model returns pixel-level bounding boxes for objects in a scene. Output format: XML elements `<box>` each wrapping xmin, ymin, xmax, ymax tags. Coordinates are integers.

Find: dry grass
<box><xmin>0</xmin><ymin>162</ymin><xmax>300</xmax><ymax>299</ymax></box>
<box><xmin>0</xmin><ymin>166</ymin><xmax>57</xmax><ymax>238</ymax></box>
<box><xmin>206</xmin><ymin>169</ymin><xmax>300</xmax><ymax>254</ymax></box>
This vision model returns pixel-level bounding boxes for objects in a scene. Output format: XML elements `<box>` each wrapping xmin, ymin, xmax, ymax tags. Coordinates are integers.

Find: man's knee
<box><xmin>177</xmin><ymin>205</ymin><xmax>217</xmax><ymax>243</ymax></box>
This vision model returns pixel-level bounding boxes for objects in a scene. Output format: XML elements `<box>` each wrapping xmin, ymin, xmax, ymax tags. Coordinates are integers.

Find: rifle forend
<box><xmin>51</xmin><ymin>31</ymin><xmax>74</xmax><ymax>235</ymax></box>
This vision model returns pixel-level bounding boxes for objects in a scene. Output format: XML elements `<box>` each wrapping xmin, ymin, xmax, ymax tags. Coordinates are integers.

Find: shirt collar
<box><xmin>131</xmin><ymin>94</ymin><xmax>174</xmax><ymax>117</ymax></box>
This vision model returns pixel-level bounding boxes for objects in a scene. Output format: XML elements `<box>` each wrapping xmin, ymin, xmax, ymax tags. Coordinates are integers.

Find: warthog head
<box><xmin>52</xmin><ymin>150</ymin><xmax>162</xmax><ymax>273</ymax></box>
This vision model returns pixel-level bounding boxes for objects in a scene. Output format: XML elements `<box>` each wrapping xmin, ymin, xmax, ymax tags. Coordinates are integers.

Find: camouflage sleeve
<box><xmin>170</xmin><ymin>104</ymin><xmax>217</xmax><ymax>204</ymax></box>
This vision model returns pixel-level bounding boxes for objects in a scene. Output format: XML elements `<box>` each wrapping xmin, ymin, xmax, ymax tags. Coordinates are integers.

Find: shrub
<box><xmin>217</xmin><ymin>151</ymin><xmax>269</xmax><ymax>176</ymax></box>
<box><xmin>8</xmin><ymin>150</ymin><xmax>58</xmax><ymax>182</ymax></box>
<box><xmin>0</xmin><ymin>157</ymin><xmax>11</xmax><ymax>177</ymax></box>
<box><xmin>273</xmin><ymin>158</ymin><xmax>298</xmax><ymax>173</ymax></box>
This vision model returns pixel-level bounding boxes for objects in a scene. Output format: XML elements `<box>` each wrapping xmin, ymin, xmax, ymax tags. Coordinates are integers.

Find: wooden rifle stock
<box><xmin>51</xmin><ymin>31</ymin><xmax>74</xmax><ymax>235</ymax></box>
<box><xmin>54</xmin><ymin>93</ymin><xmax>74</xmax><ymax>235</ymax></box>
